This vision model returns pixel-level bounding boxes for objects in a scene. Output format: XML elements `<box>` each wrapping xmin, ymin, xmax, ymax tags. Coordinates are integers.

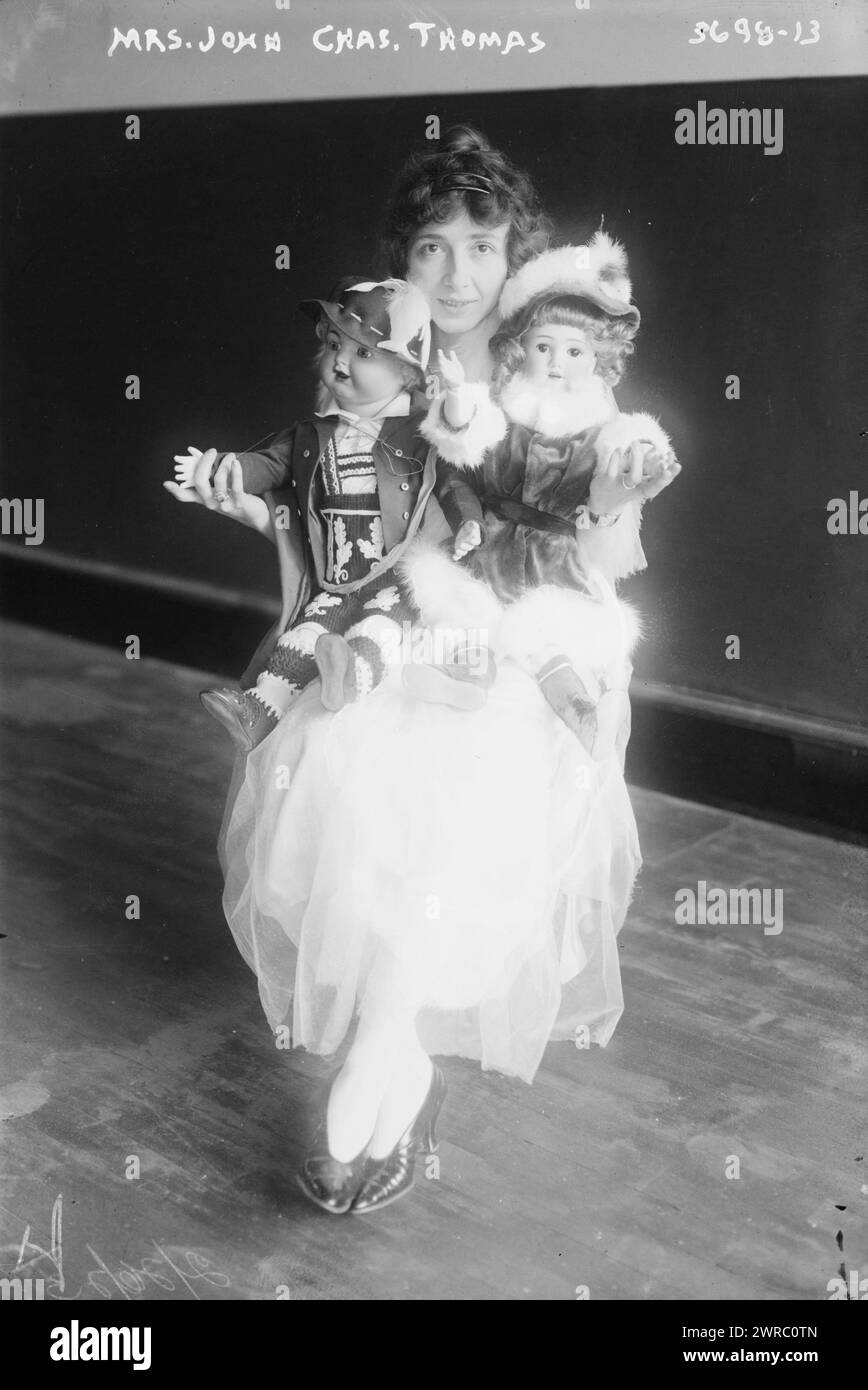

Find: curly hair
<box><xmin>491</xmin><ymin>297</ymin><xmax>638</xmax><ymax>395</ymax></box>
<box><xmin>381</xmin><ymin>125</ymin><xmax>553</xmax><ymax>278</ymax></box>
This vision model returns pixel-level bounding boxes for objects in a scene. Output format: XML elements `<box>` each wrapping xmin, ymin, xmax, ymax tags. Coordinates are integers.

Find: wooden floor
<box><xmin>0</xmin><ymin>617</ymin><xmax>865</xmax><ymax>1302</ymax></box>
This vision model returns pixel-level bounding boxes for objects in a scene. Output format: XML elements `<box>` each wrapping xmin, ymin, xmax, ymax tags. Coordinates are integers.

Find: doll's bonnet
<box><xmin>496</xmin><ymin>232</ymin><xmax>641</xmax><ymax>341</ymax></box>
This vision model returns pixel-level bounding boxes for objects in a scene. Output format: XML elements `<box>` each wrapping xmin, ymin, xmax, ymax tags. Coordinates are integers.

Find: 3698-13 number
<box><xmin>689</xmin><ymin>19</ymin><xmax>820</xmax><ymax>46</ymax></box>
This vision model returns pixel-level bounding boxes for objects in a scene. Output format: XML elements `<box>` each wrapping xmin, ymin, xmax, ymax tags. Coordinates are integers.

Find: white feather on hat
<box><xmin>497</xmin><ymin>231</ymin><xmax>637</xmax><ymax>326</ymax></box>
<box><xmin>375</xmin><ymin>278</ymin><xmax>432</xmax><ymax>372</ymax></box>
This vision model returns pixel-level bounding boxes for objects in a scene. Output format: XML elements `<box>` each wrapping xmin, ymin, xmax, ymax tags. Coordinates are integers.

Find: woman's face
<box><xmin>406</xmin><ymin>211</ymin><xmax>510</xmax><ymax>335</ymax></box>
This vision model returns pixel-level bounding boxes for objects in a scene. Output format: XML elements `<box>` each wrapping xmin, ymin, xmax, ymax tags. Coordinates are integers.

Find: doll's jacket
<box><xmin>216</xmin><ymin>400</ymin><xmax>486</xmax><ymax>685</ymax></box>
<box><xmin>420</xmin><ymin>374</ymin><xmax>672</xmax><ymax>601</ymax></box>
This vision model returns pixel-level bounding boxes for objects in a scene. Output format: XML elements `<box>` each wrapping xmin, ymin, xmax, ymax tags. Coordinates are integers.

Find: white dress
<box><xmin>219</xmin><ymin>649</ymin><xmax>640</xmax><ymax>1084</ymax></box>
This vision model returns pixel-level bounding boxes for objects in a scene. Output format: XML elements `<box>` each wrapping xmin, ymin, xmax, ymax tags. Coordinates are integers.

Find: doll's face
<box><xmin>319</xmin><ymin>323</ymin><xmax>408</xmax><ymax>410</ymax></box>
<box><xmin>520</xmin><ymin>324</ymin><xmax>598</xmax><ymax>391</ymax></box>
<box><xmin>406</xmin><ymin>211</ymin><xmax>510</xmax><ymax>335</ymax></box>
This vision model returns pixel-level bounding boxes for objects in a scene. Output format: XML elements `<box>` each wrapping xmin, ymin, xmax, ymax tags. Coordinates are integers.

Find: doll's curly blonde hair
<box><xmin>491</xmin><ymin>297</ymin><xmax>638</xmax><ymax>397</ymax></box>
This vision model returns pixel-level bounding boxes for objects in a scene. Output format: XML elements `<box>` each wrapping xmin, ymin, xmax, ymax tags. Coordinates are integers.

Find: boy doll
<box><xmin>173</xmin><ymin>277</ymin><xmax>498</xmax><ymax>750</ymax></box>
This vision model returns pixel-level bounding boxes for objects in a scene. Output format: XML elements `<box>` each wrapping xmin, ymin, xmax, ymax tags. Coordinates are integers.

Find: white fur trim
<box><xmin>499</xmin><ymin>578</ymin><xmax>640</xmax><ymax>680</ymax></box>
<box><xmin>419</xmin><ymin>383</ymin><xmax>507</xmax><ymax>469</ymax></box>
<box><xmin>499</xmin><ymin>232</ymin><xmax>633</xmax><ymax>323</ymax></box>
<box><xmin>595</xmin><ymin>410</ymin><xmax>672</xmax><ymax>462</ymax></box>
<box><xmin>398</xmin><ymin>536</ymin><xmax>505</xmax><ymax>640</ymax></box>
<box><xmin>498</xmin><ymin>373</ymin><xmax>616</xmax><ymax>438</ymax></box>
<box><xmin>575</xmin><ymin>500</ymin><xmax>647</xmax><ymax>582</ymax></box>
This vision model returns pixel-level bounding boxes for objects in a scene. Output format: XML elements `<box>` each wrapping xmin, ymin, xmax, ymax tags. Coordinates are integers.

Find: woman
<box><xmin>167</xmin><ymin>127</ymin><xmax>676</xmax><ymax>1215</ymax></box>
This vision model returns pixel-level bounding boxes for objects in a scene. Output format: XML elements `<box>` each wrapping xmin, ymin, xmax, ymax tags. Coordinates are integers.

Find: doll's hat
<box><xmin>300</xmin><ymin>277</ymin><xmax>432</xmax><ymax>373</ymax></box>
<box><xmin>496</xmin><ymin>232</ymin><xmax>640</xmax><ymax>333</ymax></box>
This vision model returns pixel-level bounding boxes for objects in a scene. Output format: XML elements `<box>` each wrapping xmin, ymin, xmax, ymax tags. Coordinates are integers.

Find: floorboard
<box><xmin>1</xmin><ymin>619</ymin><xmax>865</xmax><ymax>1301</ymax></box>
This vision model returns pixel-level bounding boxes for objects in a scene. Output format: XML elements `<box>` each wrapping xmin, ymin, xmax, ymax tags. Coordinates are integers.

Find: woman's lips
<box><xmin>438</xmin><ymin>298</ymin><xmax>478</xmax><ymax>311</ymax></box>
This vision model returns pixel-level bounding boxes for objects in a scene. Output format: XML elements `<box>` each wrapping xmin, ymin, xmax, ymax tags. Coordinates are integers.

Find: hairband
<box><xmin>431</xmin><ymin>172</ymin><xmax>494</xmax><ymax>196</ymax></box>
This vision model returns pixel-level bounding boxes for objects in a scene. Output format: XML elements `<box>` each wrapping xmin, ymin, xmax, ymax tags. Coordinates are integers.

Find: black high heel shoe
<box><xmin>297</xmin><ymin>1117</ymin><xmax>372</xmax><ymax>1215</ymax></box>
<box><xmin>350</xmin><ymin>1064</ymin><xmax>447</xmax><ymax>1215</ymax></box>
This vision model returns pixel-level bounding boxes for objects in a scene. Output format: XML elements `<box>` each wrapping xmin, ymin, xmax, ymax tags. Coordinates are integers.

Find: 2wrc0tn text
<box><xmin>683</xmin><ymin>1327</ymin><xmax>817</xmax><ymax>1338</ymax></box>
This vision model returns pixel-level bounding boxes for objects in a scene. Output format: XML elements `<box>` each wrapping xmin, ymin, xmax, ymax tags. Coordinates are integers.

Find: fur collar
<box><xmin>498</xmin><ymin>373</ymin><xmax>616</xmax><ymax>439</ymax></box>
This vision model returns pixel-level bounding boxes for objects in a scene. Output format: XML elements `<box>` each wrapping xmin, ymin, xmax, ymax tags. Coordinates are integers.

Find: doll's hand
<box><xmin>437</xmin><ymin>348</ymin><xmax>466</xmax><ymax>391</ymax></box>
<box><xmin>440</xmin><ymin>349</ymin><xmax>476</xmax><ymax>430</ymax></box>
<box><xmin>591</xmin><ymin>440</ymin><xmax>681</xmax><ymax>514</ymax></box>
<box><xmin>163</xmin><ymin>450</ymin><xmax>273</xmax><ymax>535</ymax></box>
<box><xmin>166</xmin><ymin>445</ymin><xmax>238</xmax><ymax>510</ymax></box>
<box><xmin>631</xmin><ymin>446</ymin><xmax>681</xmax><ymax>501</ymax></box>
<box><xmin>453</xmin><ymin>520</ymin><xmax>482</xmax><ymax>560</ymax></box>
<box><xmin>171</xmin><ymin>445</ymin><xmax>204</xmax><ymax>489</ymax></box>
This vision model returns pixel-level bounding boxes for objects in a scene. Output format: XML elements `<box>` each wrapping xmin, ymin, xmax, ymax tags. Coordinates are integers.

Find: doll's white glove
<box><xmin>163</xmin><ymin>447</ymin><xmax>273</xmax><ymax>535</ymax></box>
<box><xmin>171</xmin><ymin>446</ymin><xmax>203</xmax><ymax>490</ymax></box>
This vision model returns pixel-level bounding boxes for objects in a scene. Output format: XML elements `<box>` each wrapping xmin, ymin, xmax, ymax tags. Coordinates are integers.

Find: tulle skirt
<box><xmin>219</xmin><ymin>658</ymin><xmax>640</xmax><ymax>1083</ymax></box>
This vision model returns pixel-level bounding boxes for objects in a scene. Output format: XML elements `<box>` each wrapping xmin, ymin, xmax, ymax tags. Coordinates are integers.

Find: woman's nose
<box><xmin>444</xmin><ymin>252</ymin><xmax>471</xmax><ymax>289</ymax></box>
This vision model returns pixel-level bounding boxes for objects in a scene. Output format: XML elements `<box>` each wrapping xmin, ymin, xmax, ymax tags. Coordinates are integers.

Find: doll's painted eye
<box><xmin>356</xmin><ymin>346</ymin><xmax>373</xmax><ymax>359</ymax></box>
<box><xmin>534</xmin><ymin>342</ymin><xmax>550</xmax><ymax>353</ymax></box>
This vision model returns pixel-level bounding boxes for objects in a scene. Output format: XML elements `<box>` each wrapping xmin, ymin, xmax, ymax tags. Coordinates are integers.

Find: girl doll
<box><xmin>404</xmin><ymin>231</ymin><xmax>680</xmax><ymax>759</ymax></box>
<box><xmin>169</xmin><ymin>278</ymin><xmax>490</xmax><ymax>750</ymax></box>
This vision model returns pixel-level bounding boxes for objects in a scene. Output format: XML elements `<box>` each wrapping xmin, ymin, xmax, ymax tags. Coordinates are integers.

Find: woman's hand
<box><xmin>162</xmin><ymin>447</ymin><xmax>274</xmax><ymax>536</ymax></box>
<box><xmin>453</xmin><ymin>520</ymin><xmax>482</xmax><ymax>560</ymax></box>
<box><xmin>589</xmin><ymin>441</ymin><xmax>681</xmax><ymax>516</ymax></box>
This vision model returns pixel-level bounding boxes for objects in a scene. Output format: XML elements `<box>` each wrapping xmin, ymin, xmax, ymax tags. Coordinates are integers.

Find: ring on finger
<box><xmin>214</xmin><ymin>491</ymin><xmax>229</xmax><ymax>503</ymax></box>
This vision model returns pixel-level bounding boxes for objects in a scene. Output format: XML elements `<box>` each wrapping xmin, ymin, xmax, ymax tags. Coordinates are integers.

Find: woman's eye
<box><xmin>417</xmin><ymin>242</ymin><xmax>440</xmax><ymax>256</ymax></box>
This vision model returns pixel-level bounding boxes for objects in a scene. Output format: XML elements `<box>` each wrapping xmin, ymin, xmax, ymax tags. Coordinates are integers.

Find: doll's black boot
<box><xmin>199</xmin><ymin>687</ymin><xmax>277</xmax><ymax>752</ymax></box>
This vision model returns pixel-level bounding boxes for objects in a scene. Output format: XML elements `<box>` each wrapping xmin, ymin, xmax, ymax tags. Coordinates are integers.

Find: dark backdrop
<box><xmin>1</xmin><ymin>79</ymin><xmax>866</xmax><ymax>729</ymax></box>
